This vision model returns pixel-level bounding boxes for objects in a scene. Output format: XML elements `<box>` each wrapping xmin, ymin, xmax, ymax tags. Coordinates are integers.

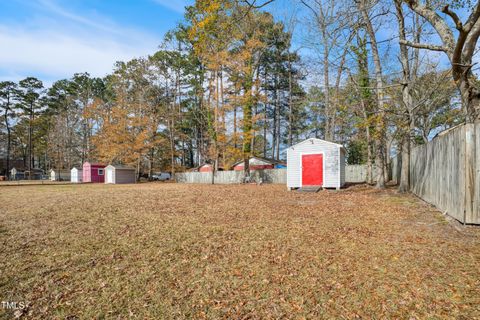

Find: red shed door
<box><xmin>302</xmin><ymin>154</ymin><xmax>323</xmax><ymax>186</ymax></box>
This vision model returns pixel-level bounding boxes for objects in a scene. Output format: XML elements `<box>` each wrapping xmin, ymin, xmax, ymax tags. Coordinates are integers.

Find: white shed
<box><xmin>10</xmin><ymin>168</ymin><xmax>24</xmax><ymax>180</ymax></box>
<box><xmin>70</xmin><ymin>167</ymin><xmax>83</xmax><ymax>183</ymax></box>
<box><xmin>50</xmin><ymin>169</ymin><xmax>71</xmax><ymax>181</ymax></box>
<box><xmin>105</xmin><ymin>165</ymin><xmax>136</xmax><ymax>184</ymax></box>
<box><xmin>286</xmin><ymin>138</ymin><xmax>345</xmax><ymax>190</ymax></box>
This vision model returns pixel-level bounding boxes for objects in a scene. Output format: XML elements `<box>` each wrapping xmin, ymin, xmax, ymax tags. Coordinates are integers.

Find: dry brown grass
<box><xmin>1</xmin><ymin>183</ymin><xmax>479</xmax><ymax>319</ymax></box>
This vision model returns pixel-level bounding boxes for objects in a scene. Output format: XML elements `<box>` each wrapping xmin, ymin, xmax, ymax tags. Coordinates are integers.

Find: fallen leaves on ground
<box><xmin>0</xmin><ymin>183</ymin><xmax>479</xmax><ymax>319</ymax></box>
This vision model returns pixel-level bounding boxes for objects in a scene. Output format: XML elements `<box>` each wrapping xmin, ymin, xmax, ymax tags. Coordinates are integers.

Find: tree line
<box><xmin>0</xmin><ymin>0</ymin><xmax>478</xmax><ymax>191</ymax></box>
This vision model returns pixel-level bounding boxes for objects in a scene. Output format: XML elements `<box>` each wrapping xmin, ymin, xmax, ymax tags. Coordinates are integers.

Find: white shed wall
<box><xmin>71</xmin><ymin>168</ymin><xmax>82</xmax><ymax>183</ymax></box>
<box><xmin>105</xmin><ymin>166</ymin><xmax>115</xmax><ymax>184</ymax></box>
<box><xmin>287</xmin><ymin>138</ymin><xmax>342</xmax><ymax>189</ymax></box>
<box><xmin>340</xmin><ymin>149</ymin><xmax>346</xmax><ymax>187</ymax></box>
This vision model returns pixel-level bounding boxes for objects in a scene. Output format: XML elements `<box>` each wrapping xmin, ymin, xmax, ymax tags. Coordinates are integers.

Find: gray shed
<box><xmin>105</xmin><ymin>165</ymin><xmax>136</xmax><ymax>184</ymax></box>
<box><xmin>286</xmin><ymin>138</ymin><xmax>345</xmax><ymax>190</ymax></box>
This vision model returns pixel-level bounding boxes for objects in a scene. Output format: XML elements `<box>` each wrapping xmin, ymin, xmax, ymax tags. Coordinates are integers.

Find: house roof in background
<box><xmin>232</xmin><ymin>156</ymin><xmax>286</xmax><ymax>167</ymax></box>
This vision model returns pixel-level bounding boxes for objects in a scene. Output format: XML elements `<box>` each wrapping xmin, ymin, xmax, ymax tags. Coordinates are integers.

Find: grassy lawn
<box><xmin>1</xmin><ymin>183</ymin><xmax>479</xmax><ymax>319</ymax></box>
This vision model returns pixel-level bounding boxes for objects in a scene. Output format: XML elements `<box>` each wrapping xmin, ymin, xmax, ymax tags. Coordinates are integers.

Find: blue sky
<box><xmin>0</xmin><ymin>0</ymin><xmax>195</xmax><ymax>85</ymax></box>
<box><xmin>0</xmin><ymin>0</ymin><xmax>310</xmax><ymax>86</ymax></box>
<box><xmin>0</xmin><ymin>0</ymin><xmax>300</xmax><ymax>86</ymax></box>
<box><xmin>0</xmin><ymin>0</ymin><xmax>472</xmax><ymax>87</ymax></box>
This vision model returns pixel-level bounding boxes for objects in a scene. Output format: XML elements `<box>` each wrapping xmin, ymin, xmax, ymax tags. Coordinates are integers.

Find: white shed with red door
<box><xmin>286</xmin><ymin>138</ymin><xmax>345</xmax><ymax>190</ymax></box>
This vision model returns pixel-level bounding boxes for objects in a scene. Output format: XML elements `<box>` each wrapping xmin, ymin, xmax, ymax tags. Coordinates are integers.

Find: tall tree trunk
<box><xmin>288</xmin><ymin>58</ymin><xmax>293</xmax><ymax>146</ymax></box>
<box><xmin>252</xmin><ymin>104</ymin><xmax>257</xmax><ymax>154</ymax></box>
<box><xmin>243</xmin><ymin>99</ymin><xmax>253</xmax><ymax>180</ymax></box>
<box><xmin>275</xmin><ymin>86</ymin><xmax>280</xmax><ymax>160</ymax></box>
<box><xmin>395</xmin><ymin>0</ymin><xmax>415</xmax><ymax>192</ymax></box>
<box><xmin>148</xmin><ymin>149</ymin><xmax>154</xmax><ymax>180</ymax></box>
<box><xmin>361</xmin><ymin>100</ymin><xmax>374</xmax><ymax>185</ymax></box>
<box><xmin>233</xmin><ymin>100</ymin><xmax>238</xmax><ymax>150</ymax></box>
<box><xmin>28</xmin><ymin>104</ymin><xmax>33</xmax><ymax>179</ymax></box>
<box><xmin>323</xmin><ymin>43</ymin><xmax>332</xmax><ymax>141</ymax></box>
<box><xmin>384</xmin><ymin>139</ymin><xmax>392</xmax><ymax>181</ymax></box>
<box><xmin>460</xmin><ymin>78</ymin><xmax>480</xmax><ymax>122</ymax></box>
<box><xmin>333</xmin><ymin>44</ymin><xmax>350</xmax><ymax>143</ymax></box>
<box><xmin>271</xmin><ymin>90</ymin><xmax>277</xmax><ymax>159</ymax></box>
<box><xmin>263</xmin><ymin>105</ymin><xmax>268</xmax><ymax>157</ymax></box>
<box><xmin>169</xmin><ymin>75</ymin><xmax>177</xmax><ymax>182</ymax></box>
<box><xmin>351</xmin><ymin>36</ymin><xmax>373</xmax><ymax>184</ymax></box>
<box><xmin>220</xmin><ymin>68</ymin><xmax>226</xmax><ymax>166</ymax></box>
<box><xmin>214</xmin><ymin>70</ymin><xmax>219</xmax><ymax>158</ymax></box>
<box><xmin>251</xmin><ymin>71</ymin><xmax>261</xmax><ymax>155</ymax></box>
<box><xmin>169</xmin><ymin>118</ymin><xmax>176</xmax><ymax>181</ymax></box>
<box><xmin>243</xmin><ymin>74</ymin><xmax>254</xmax><ymax>181</ymax></box>
<box><xmin>399</xmin><ymin>135</ymin><xmax>410</xmax><ymax>191</ymax></box>
<box><xmin>214</xmin><ymin>70</ymin><xmax>220</xmax><ymax>177</ymax></box>
<box><xmin>263</xmin><ymin>69</ymin><xmax>268</xmax><ymax>157</ymax></box>
<box><xmin>3</xmin><ymin>106</ymin><xmax>11</xmax><ymax>179</ymax></box>
<box><xmin>271</xmin><ymin>78</ymin><xmax>277</xmax><ymax>159</ymax></box>
<box><xmin>359</xmin><ymin>1</ymin><xmax>386</xmax><ymax>188</ymax></box>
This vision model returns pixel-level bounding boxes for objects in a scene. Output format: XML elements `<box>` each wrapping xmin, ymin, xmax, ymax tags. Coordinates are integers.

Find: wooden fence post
<box><xmin>465</xmin><ymin>124</ymin><xmax>476</xmax><ymax>224</ymax></box>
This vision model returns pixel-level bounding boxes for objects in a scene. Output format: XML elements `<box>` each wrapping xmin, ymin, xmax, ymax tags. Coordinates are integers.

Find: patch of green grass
<box><xmin>434</xmin><ymin>213</ymin><xmax>450</xmax><ymax>225</ymax></box>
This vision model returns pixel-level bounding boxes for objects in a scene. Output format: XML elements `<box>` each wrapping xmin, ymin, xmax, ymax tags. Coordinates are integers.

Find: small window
<box><xmin>98</xmin><ymin>169</ymin><xmax>104</xmax><ymax>176</ymax></box>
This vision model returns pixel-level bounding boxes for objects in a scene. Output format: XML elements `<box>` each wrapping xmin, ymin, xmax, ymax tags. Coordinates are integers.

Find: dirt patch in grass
<box><xmin>1</xmin><ymin>183</ymin><xmax>479</xmax><ymax>319</ymax></box>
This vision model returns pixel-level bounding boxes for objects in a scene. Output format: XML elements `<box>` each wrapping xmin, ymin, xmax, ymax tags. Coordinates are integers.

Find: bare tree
<box><xmin>0</xmin><ymin>81</ymin><xmax>18</xmax><ymax>179</ymax></box>
<box><xmin>301</xmin><ymin>0</ymin><xmax>351</xmax><ymax>142</ymax></box>
<box><xmin>395</xmin><ymin>0</ymin><xmax>415</xmax><ymax>192</ymax></box>
<box><xmin>401</xmin><ymin>0</ymin><xmax>480</xmax><ymax>122</ymax></box>
<box><xmin>356</xmin><ymin>0</ymin><xmax>386</xmax><ymax>188</ymax></box>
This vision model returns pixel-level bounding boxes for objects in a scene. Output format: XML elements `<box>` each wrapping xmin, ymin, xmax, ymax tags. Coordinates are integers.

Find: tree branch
<box><xmin>241</xmin><ymin>0</ymin><xmax>275</xmax><ymax>9</ymax></box>
<box><xmin>399</xmin><ymin>39</ymin><xmax>448</xmax><ymax>52</ymax></box>
<box><xmin>403</xmin><ymin>0</ymin><xmax>455</xmax><ymax>54</ymax></box>
<box><xmin>441</xmin><ymin>5</ymin><xmax>463</xmax><ymax>31</ymax></box>
<box><xmin>464</xmin><ymin>1</ymin><xmax>480</xmax><ymax>32</ymax></box>
<box><xmin>463</xmin><ymin>14</ymin><xmax>480</xmax><ymax>61</ymax></box>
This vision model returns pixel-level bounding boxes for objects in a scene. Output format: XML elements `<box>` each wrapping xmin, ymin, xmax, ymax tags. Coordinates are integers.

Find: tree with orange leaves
<box><xmin>188</xmin><ymin>0</ymin><xmax>274</xmax><ymax>181</ymax></box>
<box><xmin>88</xmin><ymin>59</ymin><xmax>160</xmax><ymax>178</ymax></box>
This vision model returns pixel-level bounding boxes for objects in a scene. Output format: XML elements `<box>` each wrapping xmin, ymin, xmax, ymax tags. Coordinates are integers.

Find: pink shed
<box><xmin>82</xmin><ymin>162</ymin><xmax>106</xmax><ymax>183</ymax></box>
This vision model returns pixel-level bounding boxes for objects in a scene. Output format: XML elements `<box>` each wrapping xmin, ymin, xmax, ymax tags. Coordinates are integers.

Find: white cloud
<box><xmin>0</xmin><ymin>0</ymin><xmax>162</xmax><ymax>82</ymax></box>
<box><xmin>0</xmin><ymin>27</ymin><xmax>157</xmax><ymax>79</ymax></box>
<box><xmin>37</xmin><ymin>0</ymin><xmax>125</xmax><ymax>35</ymax></box>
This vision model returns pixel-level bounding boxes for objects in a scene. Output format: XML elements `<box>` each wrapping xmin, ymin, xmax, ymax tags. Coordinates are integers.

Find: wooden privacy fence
<box><xmin>176</xmin><ymin>166</ymin><xmax>371</xmax><ymax>185</ymax></box>
<box><xmin>176</xmin><ymin>169</ymin><xmax>286</xmax><ymax>184</ymax></box>
<box><xmin>352</xmin><ymin>123</ymin><xmax>478</xmax><ymax>224</ymax></box>
<box><xmin>345</xmin><ymin>165</ymin><xmax>373</xmax><ymax>183</ymax></box>
<box><xmin>392</xmin><ymin>123</ymin><xmax>479</xmax><ymax>224</ymax></box>
<box><xmin>177</xmin><ymin>123</ymin><xmax>478</xmax><ymax>224</ymax></box>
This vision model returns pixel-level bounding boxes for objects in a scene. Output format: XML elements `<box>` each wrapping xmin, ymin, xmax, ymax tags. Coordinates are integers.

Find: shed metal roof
<box><xmin>286</xmin><ymin>138</ymin><xmax>345</xmax><ymax>150</ymax></box>
<box><xmin>231</xmin><ymin>156</ymin><xmax>286</xmax><ymax>167</ymax></box>
<box><xmin>83</xmin><ymin>162</ymin><xmax>106</xmax><ymax>167</ymax></box>
<box><xmin>106</xmin><ymin>164</ymin><xmax>136</xmax><ymax>170</ymax></box>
